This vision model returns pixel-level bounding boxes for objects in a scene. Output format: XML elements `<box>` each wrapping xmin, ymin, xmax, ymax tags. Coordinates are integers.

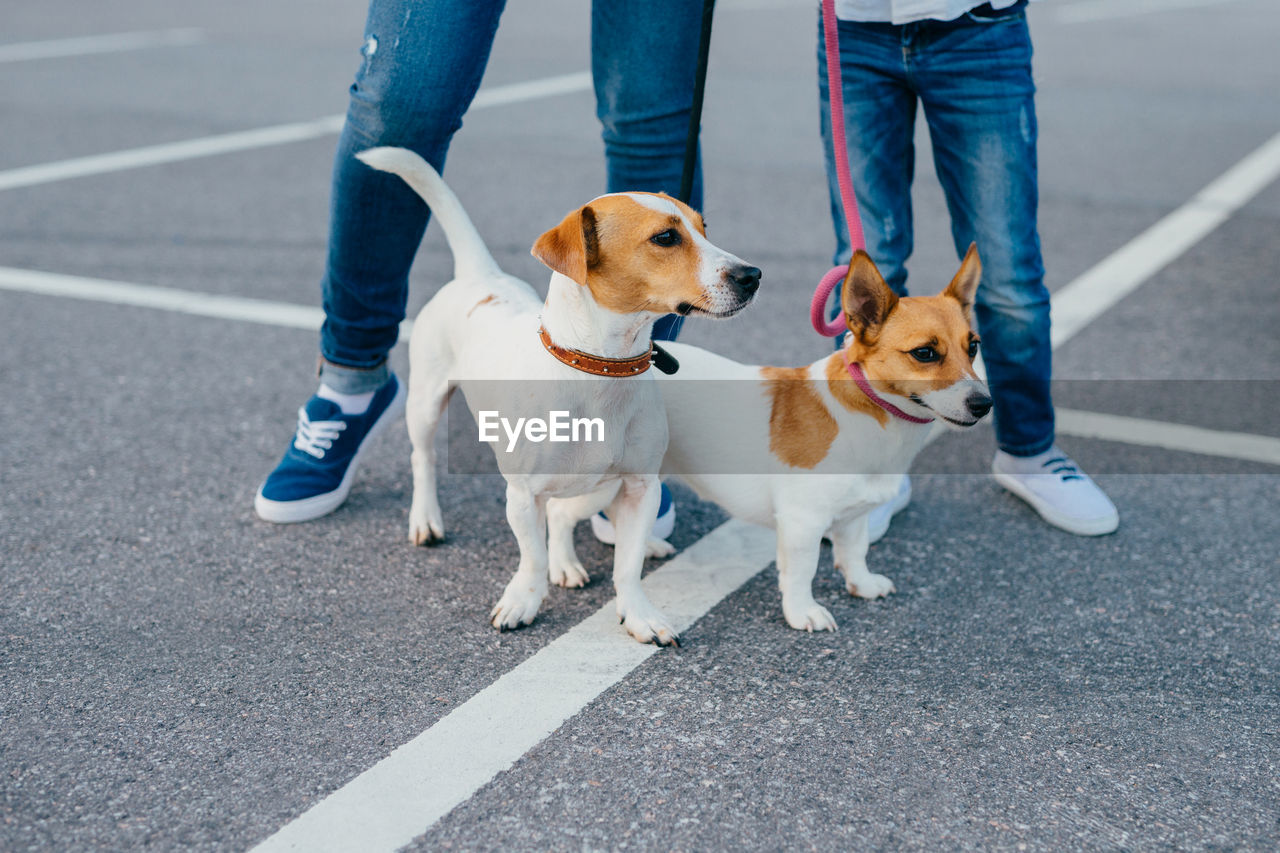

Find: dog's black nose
<box><xmin>966</xmin><ymin>392</ymin><xmax>993</xmax><ymax>420</ymax></box>
<box><xmin>730</xmin><ymin>265</ymin><xmax>762</xmax><ymax>295</ymax></box>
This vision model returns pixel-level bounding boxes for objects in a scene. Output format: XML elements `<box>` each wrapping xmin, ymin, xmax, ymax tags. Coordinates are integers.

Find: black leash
<box><xmin>678</xmin><ymin>0</ymin><xmax>716</xmax><ymax>207</ymax></box>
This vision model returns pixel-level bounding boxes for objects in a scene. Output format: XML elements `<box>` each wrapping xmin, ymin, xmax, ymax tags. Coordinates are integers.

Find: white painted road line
<box><xmin>0</xmin><ymin>266</ymin><xmax>324</xmax><ymax>331</ymax></box>
<box><xmin>1057</xmin><ymin>0</ymin><xmax>1247</xmax><ymax>24</ymax></box>
<box><xmin>0</xmin><ymin>71</ymin><xmax>592</xmax><ymax>193</ymax></box>
<box><xmin>0</xmin><ymin>28</ymin><xmax>204</xmax><ymax>64</ymax></box>
<box><xmin>0</xmin><ymin>116</ymin><xmax>344</xmax><ymax>193</ymax></box>
<box><xmin>250</xmin><ymin>520</ymin><xmax>777</xmax><ymax>853</ymax></box>
<box><xmin>1055</xmin><ymin>408</ymin><xmax>1280</xmax><ymax>468</ymax></box>
<box><xmin>465</xmin><ymin>69</ymin><xmax>593</xmax><ymax>110</ymax></box>
<box><xmin>0</xmin><ymin>265</ymin><xmax>419</xmax><ymax>343</ymax></box>
<box><xmin>1049</xmin><ymin>130</ymin><xmax>1280</xmax><ymax>348</ymax></box>
<box><xmin>0</xmin><ymin>265</ymin><xmax>418</xmax><ymax>340</ymax></box>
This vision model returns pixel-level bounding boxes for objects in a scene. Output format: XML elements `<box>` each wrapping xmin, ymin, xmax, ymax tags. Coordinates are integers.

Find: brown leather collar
<box><xmin>539</xmin><ymin>326</ymin><xmax>654</xmax><ymax>376</ymax></box>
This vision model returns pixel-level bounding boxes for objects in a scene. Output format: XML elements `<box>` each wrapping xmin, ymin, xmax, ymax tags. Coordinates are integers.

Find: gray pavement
<box><xmin>2</xmin><ymin>0</ymin><xmax>1278</xmax><ymax>850</ymax></box>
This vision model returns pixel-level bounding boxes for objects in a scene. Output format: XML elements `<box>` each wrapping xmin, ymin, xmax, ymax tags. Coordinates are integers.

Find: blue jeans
<box><xmin>818</xmin><ymin>7</ymin><xmax>1054</xmax><ymax>457</ymax></box>
<box><xmin>320</xmin><ymin>0</ymin><xmax>704</xmax><ymax>393</ymax></box>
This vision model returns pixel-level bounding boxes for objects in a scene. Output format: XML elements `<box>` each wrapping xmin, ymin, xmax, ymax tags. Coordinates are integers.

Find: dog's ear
<box><xmin>531</xmin><ymin>205</ymin><xmax>599</xmax><ymax>285</ymax></box>
<box><xmin>943</xmin><ymin>243</ymin><xmax>982</xmax><ymax>321</ymax></box>
<box><xmin>842</xmin><ymin>250</ymin><xmax>898</xmax><ymax>341</ymax></box>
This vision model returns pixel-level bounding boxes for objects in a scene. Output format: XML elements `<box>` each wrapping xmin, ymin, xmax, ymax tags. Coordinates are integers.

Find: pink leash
<box><xmin>809</xmin><ymin>0</ymin><xmax>865</xmax><ymax>338</ymax></box>
<box><xmin>811</xmin><ymin>7</ymin><xmax>929</xmax><ymax>424</ymax></box>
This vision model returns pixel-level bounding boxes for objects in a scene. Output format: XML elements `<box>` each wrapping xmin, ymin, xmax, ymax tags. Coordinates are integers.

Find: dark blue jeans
<box><xmin>320</xmin><ymin>0</ymin><xmax>703</xmax><ymax>393</ymax></box>
<box><xmin>819</xmin><ymin>7</ymin><xmax>1054</xmax><ymax>457</ymax></box>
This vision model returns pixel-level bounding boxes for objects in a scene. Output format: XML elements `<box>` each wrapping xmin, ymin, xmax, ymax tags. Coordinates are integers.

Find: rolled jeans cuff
<box><xmin>318</xmin><ymin>356</ymin><xmax>390</xmax><ymax>394</ymax></box>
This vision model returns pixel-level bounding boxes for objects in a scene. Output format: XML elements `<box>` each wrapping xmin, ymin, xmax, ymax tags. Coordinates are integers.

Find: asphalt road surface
<box><xmin>3</xmin><ymin>0</ymin><xmax>1279</xmax><ymax>850</ymax></box>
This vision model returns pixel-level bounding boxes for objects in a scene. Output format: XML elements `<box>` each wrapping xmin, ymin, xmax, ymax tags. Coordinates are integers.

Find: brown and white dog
<box><xmin>356</xmin><ymin>147</ymin><xmax>760</xmax><ymax>645</ymax></box>
<box><xmin>553</xmin><ymin>247</ymin><xmax>991</xmax><ymax>632</ymax></box>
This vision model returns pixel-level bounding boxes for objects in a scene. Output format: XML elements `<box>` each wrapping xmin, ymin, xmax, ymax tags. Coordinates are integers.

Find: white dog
<box><xmin>555</xmin><ymin>248</ymin><xmax>991</xmax><ymax>632</ymax></box>
<box><xmin>357</xmin><ymin>147</ymin><xmax>760</xmax><ymax>645</ymax></box>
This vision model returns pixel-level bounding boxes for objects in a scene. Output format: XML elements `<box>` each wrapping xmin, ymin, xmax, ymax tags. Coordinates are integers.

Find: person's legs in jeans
<box><xmin>818</xmin><ymin>10</ymin><xmax>1115</xmax><ymax>536</ymax></box>
<box><xmin>917</xmin><ymin>10</ymin><xmax>1117</xmax><ymax>533</ymax></box>
<box><xmin>257</xmin><ymin>0</ymin><xmax>506</xmax><ymax>522</ymax></box>
<box><xmin>912</xmin><ymin>11</ymin><xmax>1052</xmax><ymax>457</ymax></box>
<box><xmin>592</xmin><ymin>0</ymin><xmax>704</xmax><ymax>342</ymax></box>
<box><xmin>321</xmin><ymin>0</ymin><xmax>508</xmax><ymax>393</ymax></box>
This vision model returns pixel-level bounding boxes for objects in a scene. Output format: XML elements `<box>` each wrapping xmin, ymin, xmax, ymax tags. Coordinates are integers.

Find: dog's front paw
<box><xmin>645</xmin><ymin>537</ymin><xmax>676</xmax><ymax>559</ymax></box>
<box><xmin>549</xmin><ymin>555</ymin><xmax>590</xmax><ymax>589</ymax></box>
<box><xmin>409</xmin><ymin>508</ymin><xmax>445</xmax><ymax>546</ymax></box>
<box><xmin>617</xmin><ymin>599</ymin><xmax>679</xmax><ymax>646</ymax></box>
<box><xmin>490</xmin><ymin>583</ymin><xmax>545</xmax><ymax>630</ymax></box>
<box><xmin>846</xmin><ymin>572</ymin><xmax>896</xmax><ymax>599</ymax></box>
<box><xmin>783</xmin><ymin>598</ymin><xmax>838</xmax><ymax>632</ymax></box>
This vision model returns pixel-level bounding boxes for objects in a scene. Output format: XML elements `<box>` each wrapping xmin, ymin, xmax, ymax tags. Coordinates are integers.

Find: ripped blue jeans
<box><xmin>320</xmin><ymin>0</ymin><xmax>703</xmax><ymax>392</ymax></box>
<box><xmin>819</xmin><ymin>7</ymin><xmax>1054</xmax><ymax>457</ymax></box>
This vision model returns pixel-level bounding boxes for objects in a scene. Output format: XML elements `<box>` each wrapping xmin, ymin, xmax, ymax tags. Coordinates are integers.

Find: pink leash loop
<box><xmin>810</xmin><ymin>0</ymin><xmax>865</xmax><ymax>338</ymax></box>
<box><xmin>809</xmin><ymin>265</ymin><xmax>849</xmax><ymax>338</ymax></box>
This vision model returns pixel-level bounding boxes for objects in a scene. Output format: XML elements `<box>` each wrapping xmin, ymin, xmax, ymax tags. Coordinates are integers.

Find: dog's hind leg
<box><xmin>491</xmin><ymin>483</ymin><xmax>550</xmax><ymax>630</ymax></box>
<box><xmin>609</xmin><ymin>475</ymin><xmax>678</xmax><ymax>645</ymax></box>
<box><xmin>831</xmin><ymin>514</ymin><xmax>895</xmax><ymax>599</ymax></box>
<box><xmin>546</xmin><ymin>484</ymin><xmax>618</xmax><ymax>589</ymax></box>
<box><xmin>776</xmin><ymin>514</ymin><xmax>838</xmax><ymax>632</ymax></box>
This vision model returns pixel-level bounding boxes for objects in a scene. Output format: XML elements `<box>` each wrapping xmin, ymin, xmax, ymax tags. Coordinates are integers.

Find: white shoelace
<box><xmin>293</xmin><ymin>407</ymin><xmax>347</xmax><ymax>459</ymax></box>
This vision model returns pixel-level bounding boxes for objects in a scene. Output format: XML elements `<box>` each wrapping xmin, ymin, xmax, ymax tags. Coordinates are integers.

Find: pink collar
<box><xmin>843</xmin><ymin>355</ymin><xmax>933</xmax><ymax>424</ymax></box>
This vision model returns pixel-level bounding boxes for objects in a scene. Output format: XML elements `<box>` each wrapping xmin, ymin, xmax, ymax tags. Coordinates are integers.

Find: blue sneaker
<box><xmin>589</xmin><ymin>482</ymin><xmax>675</xmax><ymax>545</ymax></box>
<box><xmin>254</xmin><ymin>375</ymin><xmax>406</xmax><ymax>523</ymax></box>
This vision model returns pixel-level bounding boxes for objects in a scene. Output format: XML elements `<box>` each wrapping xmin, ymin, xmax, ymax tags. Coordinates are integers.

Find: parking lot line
<box><xmin>0</xmin><ymin>116</ymin><xmax>345</xmax><ymax>193</ymax></box>
<box><xmin>0</xmin><ymin>265</ymin><xmax>328</xmax><ymax>330</ymax></box>
<box><xmin>0</xmin><ymin>265</ymin><xmax>416</xmax><ymax>340</ymax></box>
<box><xmin>0</xmin><ymin>71</ymin><xmax>591</xmax><ymax>193</ymax></box>
<box><xmin>0</xmin><ymin>28</ymin><xmax>204</xmax><ymax>63</ymax></box>
<box><xmin>1055</xmin><ymin>408</ymin><xmax>1280</xmax><ymax>467</ymax></box>
<box><xmin>1049</xmin><ymin>129</ymin><xmax>1280</xmax><ymax>349</ymax></box>
<box><xmin>250</xmin><ymin>520</ymin><xmax>776</xmax><ymax>853</ymax></box>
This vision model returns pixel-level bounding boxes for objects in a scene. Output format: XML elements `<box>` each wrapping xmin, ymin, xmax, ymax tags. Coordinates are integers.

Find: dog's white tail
<box><xmin>355</xmin><ymin>146</ymin><xmax>501</xmax><ymax>281</ymax></box>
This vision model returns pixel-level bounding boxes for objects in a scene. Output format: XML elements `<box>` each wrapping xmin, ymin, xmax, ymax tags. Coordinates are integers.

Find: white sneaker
<box><xmin>589</xmin><ymin>483</ymin><xmax>676</xmax><ymax>545</ymax></box>
<box><xmin>867</xmin><ymin>475</ymin><xmax>911</xmax><ymax>545</ymax></box>
<box><xmin>992</xmin><ymin>447</ymin><xmax>1119</xmax><ymax>536</ymax></box>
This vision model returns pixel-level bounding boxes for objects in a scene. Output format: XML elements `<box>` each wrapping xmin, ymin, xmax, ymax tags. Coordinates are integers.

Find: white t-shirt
<box><xmin>836</xmin><ymin>0</ymin><xmax>1036</xmax><ymax>25</ymax></box>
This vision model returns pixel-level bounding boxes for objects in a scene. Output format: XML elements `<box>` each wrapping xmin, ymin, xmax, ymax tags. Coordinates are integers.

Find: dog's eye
<box><xmin>968</xmin><ymin>339</ymin><xmax>980</xmax><ymax>359</ymax></box>
<box><xmin>650</xmin><ymin>229</ymin><xmax>680</xmax><ymax>247</ymax></box>
<box><xmin>909</xmin><ymin>346</ymin><xmax>940</xmax><ymax>363</ymax></box>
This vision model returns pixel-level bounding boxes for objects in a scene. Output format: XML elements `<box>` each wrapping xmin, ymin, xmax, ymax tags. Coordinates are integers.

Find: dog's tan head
<box><xmin>532</xmin><ymin>192</ymin><xmax>760</xmax><ymax>318</ymax></box>
<box><xmin>839</xmin><ymin>244</ymin><xmax>992</xmax><ymax>427</ymax></box>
